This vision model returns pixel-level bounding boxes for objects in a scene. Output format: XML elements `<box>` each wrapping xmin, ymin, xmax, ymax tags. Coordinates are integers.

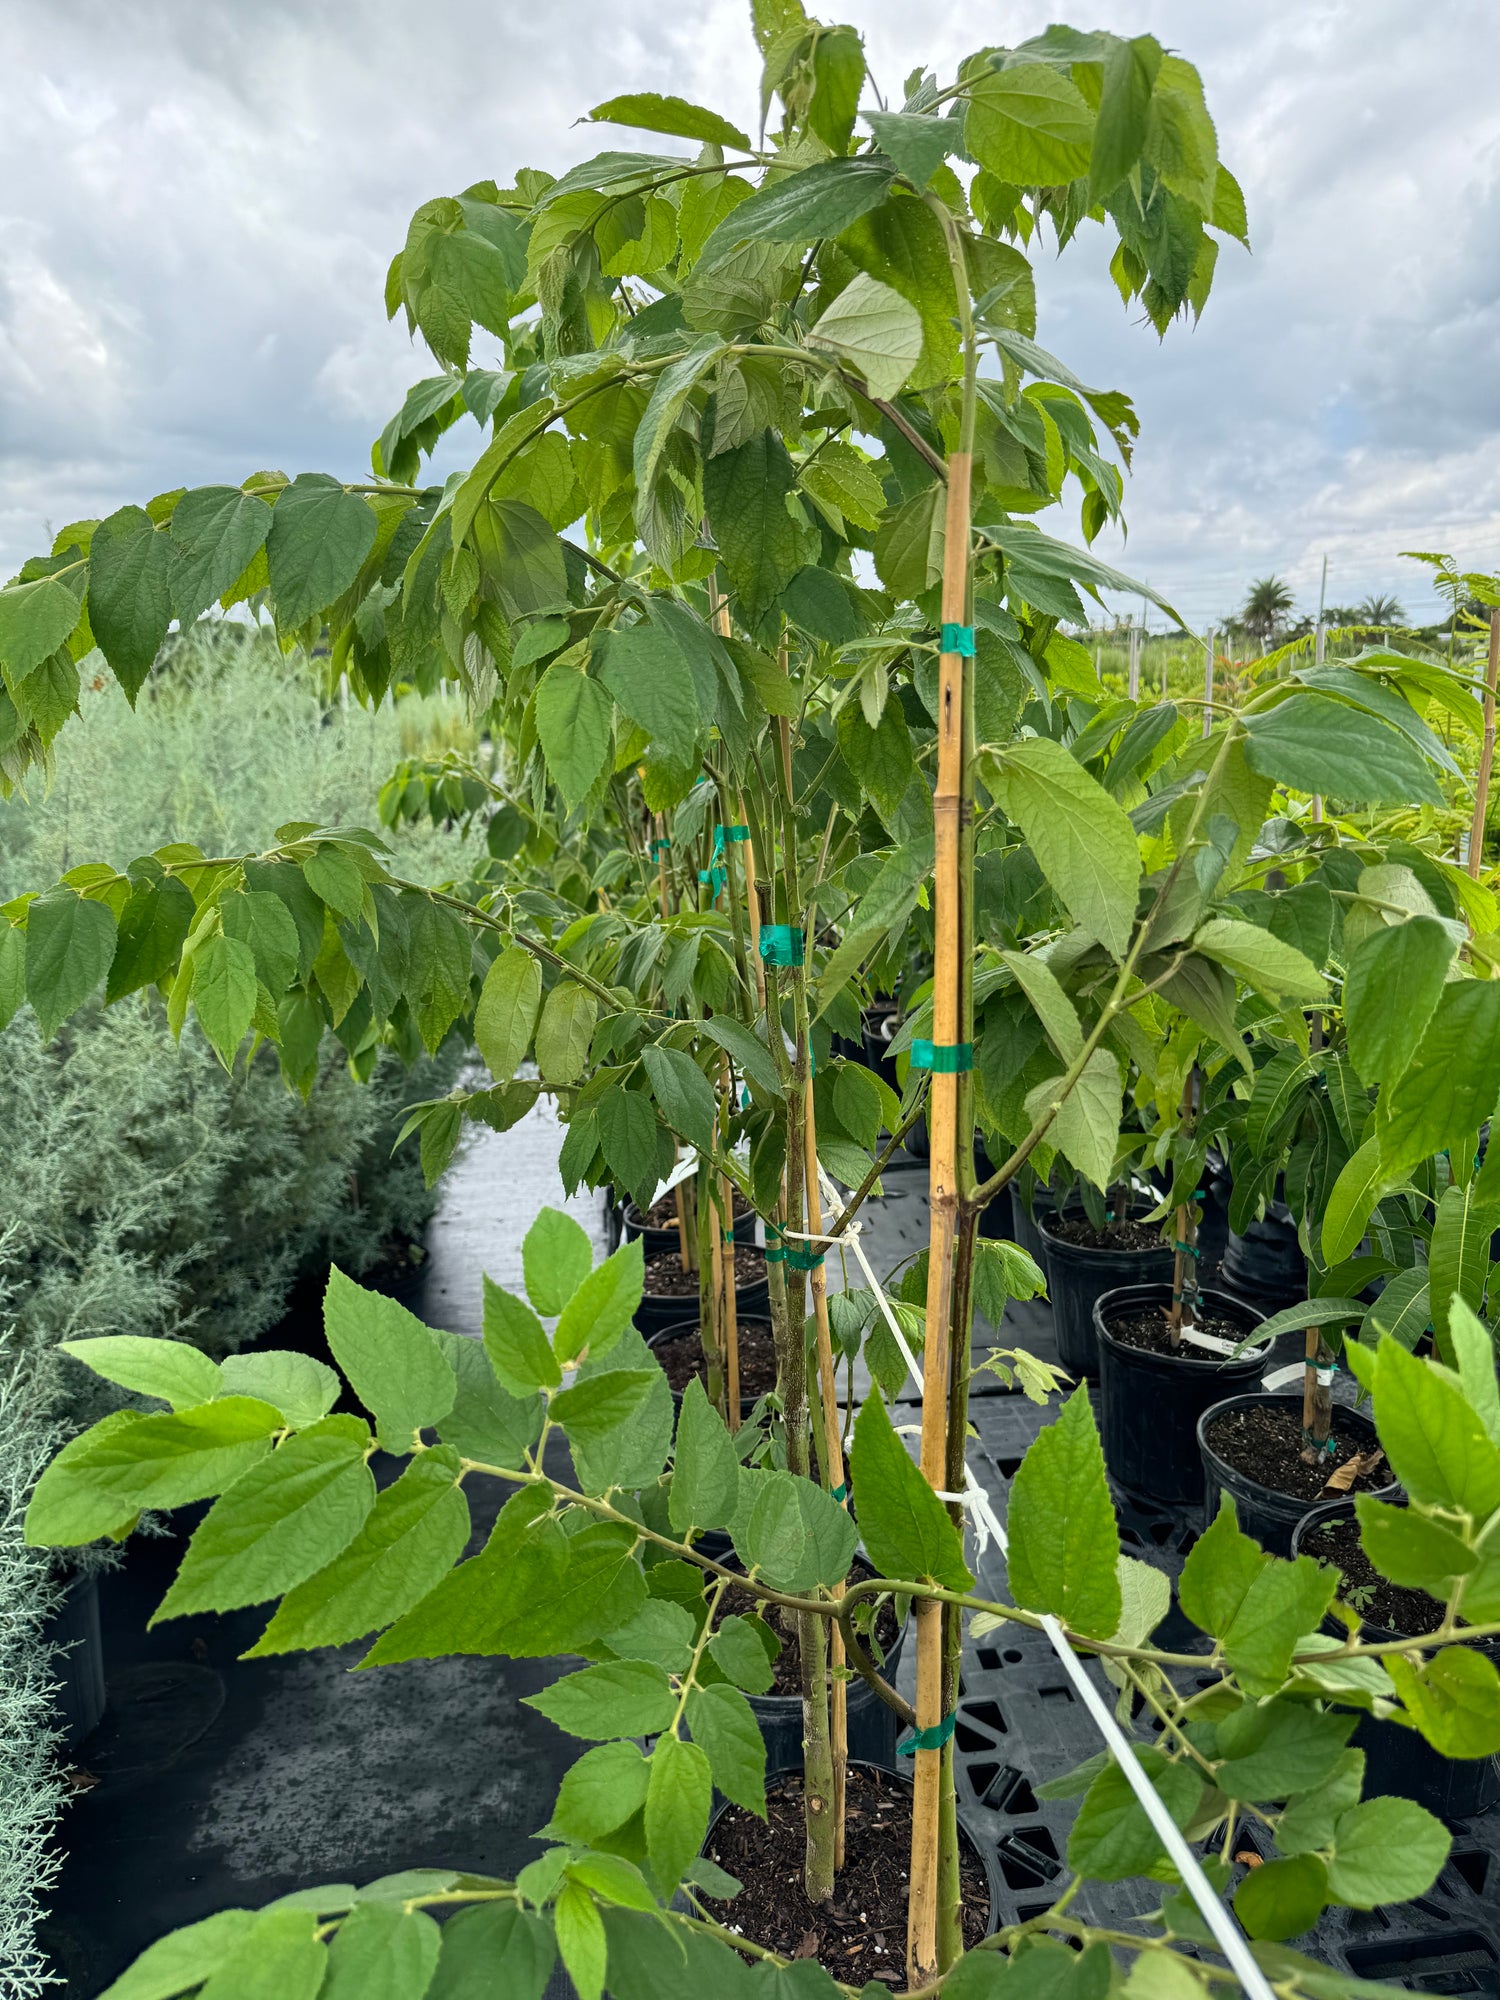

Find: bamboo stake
<box><xmin>803</xmin><ymin>1078</ymin><xmax>848</xmax><ymax>1861</ymax></box>
<box><xmin>909</xmin><ymin>449</ymin><xmax>972</xmax><ymax>1989</ymax></box>
<box><xmin>740</xmin><ymin>790</ymin><xmax>766</xmax><ymax>1012</ymax></box>
<box><xmin>1168</xmin><ymin>1076</ymin><xmax>1196</xmax><ymax>1345</ymax></box>
<box><xmin>722</xmin><ymin>1053</ymin><xmax>741</xmax><ymax>1431</ymax></box>
<box><xmin>1301</xmin><ymin>1328</ymin><xmax>1334</xmax><ymax>1465</ymax></box>
<box><xmin>1468</xmin><ymin>608</ymin><xmax>1500</xmax><ymax>880</ymax></box>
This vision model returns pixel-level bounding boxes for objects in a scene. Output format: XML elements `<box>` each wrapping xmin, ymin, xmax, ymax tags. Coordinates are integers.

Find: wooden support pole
<box><xmin>908</xmin><ymin>449</ymin><xmax>972</xmax><ymax>1990</ymax></box>
<box><xmin>802</xmin><ymin>1077</ymin><xmax>847</xmax><ymax>1862</ymax></box>
<box><xmin>1468</xmin><ymin>607</ymin><xmax>1500</xmax><ymax>879</ymax></box>
<box><xmin>722</xmin><ymin>1054</ymin><xmax>740</xmax><ymax>1431</ymax></box>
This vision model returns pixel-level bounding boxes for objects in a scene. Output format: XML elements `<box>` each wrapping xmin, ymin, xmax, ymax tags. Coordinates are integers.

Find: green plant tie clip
<box><xmin>1303</xmin><ymin>1430</ymin><xmax>1339</xmax><ymax>1457</ymax></box>
<box><xmin>763</xmin><ymin>1222</ymin><xmax>786</xmax><ymax>1264</ymax></box>
<box><xmin>650</xmin><ymin>838</ymin><xmax>671</xmax><ymax>856</ymax></box>
<box><xmin>830</xmin><ymin>1481</ymin><xmax>848</xmax><ymax>1503</ymax></box>
<box><xmin>759</xmin><ymin>926</ymin><xmax>804</xmax><ymax>967</ymax></box>
<box><xmin>699</xmin><ymin>864</ymin><xmax>727</xmax><ymax>895</ymax></box>
<box><xmin>1174</xmin><ymin>1241</ymin><xmax>1200</xmax><ymax>1257</ymax></box>
<box><xmin>716</xmin><ymin>824</ymin><xmax>750</xmax><ymax>844</ymax></box>
<box><xmin>911</xmin><ymin>1040</ymin><xmax>973</xmax><ymax>1073</ymax></box>
<box><xmin>898</xmin><ymin>1711</ymin><xmax>957</xmax><ymax>1755</ymax></box>
<box><xmin>940</xmin><ymin>623</ymin><xmax>976</xmax><ymax>657</ymax></box>
<box><xmin>786</xmin><ymin>1245</ymin><xmax>825</xmax><ymax>1271</ymax></box>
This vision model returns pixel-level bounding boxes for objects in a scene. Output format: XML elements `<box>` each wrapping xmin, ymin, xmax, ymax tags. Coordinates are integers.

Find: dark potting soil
<box><xmin>1105</xmin><ymin>1307</ymin><xmax>1258</xmax><ymax>1361</ymax></box>
<box><xmin>644</xmin><ymin>1245</ymin><xmax>764</xmax><ymax>1297</ymax></box>
<box><xmin>635</xmin><ymin>1190</ymin><xmax>753</xmax><ymax>1230</ymax></box>
<box><xmin>1204</xmin><ymin>1403</ymin><xmax>1387</xmax><ymax>1502</ymax></box>
<box><xmin>1046</xmin><ymin>1214</ymin><xmax>1163</xmax><ymax>1252</ymax></box>
<box><xmin>654</xmin><ymin>1320</ymin><xmax>778</xmax><ymax>1398</ymax></box>
<box><xmin>722</xmin><ymin>1557</ymin><xmax>900</xmax><ymax>1699</ymax></box>
<box><xmin>702</xmin><ymin>1765</ymin><xmax>988</xmax><ymax>1977</ymax></box>
<box><xmin>1301</xmin><ymin>1514</ymin><xmax>1443</xmax><ymax>1638</ymax></box>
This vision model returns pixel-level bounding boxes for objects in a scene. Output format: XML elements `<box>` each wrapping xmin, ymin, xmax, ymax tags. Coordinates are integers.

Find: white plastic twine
<box><xmin>783</xmin><ymin>1166</ymin><xmax>1277</xmax><ymax>2000</ymax></box>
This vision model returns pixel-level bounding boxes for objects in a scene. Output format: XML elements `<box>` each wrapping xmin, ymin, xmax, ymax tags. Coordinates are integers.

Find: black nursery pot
<box><xmin>1291</xmin><ymin>1498</ymin><xmax>1500</xmax><ymax>1822</ymax></box>
<box><xmin>621</xmin><ymin>1196</ymin><xmax>756</xmax><ymax>1263</ymax></box>
<box><xmin>1197</xmin><ymin>1392</ymin><xmax>1398</xmax><ymax>1556</ymax></box>
<box><xmin>647</xmin><ymin>1317</ymin><xmax>776</xmax><ymax>1425</ymax></box>
<box><xmin>44</xmin><ymin>1567</ymin><xmax>107</xmax><ymax>1749</ymax></box>
<box><xmin>750</xmin><ymin>1608</ymin><xmax>913</xmax><ymax>1777</ymax></box>
<box><xmin>698</xmin><ymin>1757</ymin><xmax>1002</xmax><ymax>1943</ymax></box>
<box><xmin>1038</xmin><ymin>1210</ymin><xmax>1174</xmax><ymax>1378</ymax></box>
<box><xmin>1095</xmin><ymin>1286</ymin><xmax>1269</xmax><ymax>1507</ymax></box>
<box><xmin>631</xmin><ymin>1249</ymin><xmax>769</xmax><ymax>1339</ymax></box>
<box><xmin>1219</xmin><ymin>1194</ymin><xmax>1307</xmax><ymax>1312</ymax></box>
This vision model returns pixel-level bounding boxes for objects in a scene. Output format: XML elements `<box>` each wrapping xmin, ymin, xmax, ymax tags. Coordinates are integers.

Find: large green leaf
<box><xmin>1005</xmin><ymin>1388</ymin><xmax>1121</xmax><ymax>1638</ymax></box>
<box><xmin>1066</xmin><ymin>1750</ymin><xmax>1201</xmax><ymax>1882</ymax></box>
<box><xmin>587</xmin><ymin>93</ymin><xmax>751</xmax><ymax>150</ymax></box>
<box><xmin>553</xmin><ymin>1238</ymin><xmax>644</xmax><ymax>1368</ymax></box>
<box><xmin>1352</xmin><ymin>1495</ymin><xmax>1472</xmax><ymax>1596</ymax></box>
<box><xmin>525</xmin><ymin>1659</ymin><xmax>677</xmax><ymax>1739</ymax></box>
<box><xmin>1213</xmin><ymin>1699</ymin><xmax>1356</xmax><ymax>1802</ymax></box>
<box><xmin>1240</xmin><ymin>694</ymin><xmax>1445</xmax><ymax>806</ymax></box>
<box><xmin>641</xmin><ymin>1045</ymin><xmax>717</xmax><ymax>1155</ymax></box>
<box><xmin>988</xmin><ymin>737</ymin><xmax>1141</xmax><ymax>958</ymax></box>
<box><xmin>669</xmin><ymin>1378</ymin><xmax>740</xmax><ymax>1534</ymax></box>
<box><xmin>25</xmin><ymin>1399</ymin><xmax>282</xmax><ymax>1546</ymax></box>
<box><xmin>1372</xmin><ymin>1337</ymin><xmax>1500</xmax><ymax>1517</ymax></box>
<box><xmin>94</xmin><ymin>1910</ymin><xmax>258</xmax><ymax>2000</ymax></box>
<box><xmin>699</xmin><ymin>157</ymin><xmax>895</xmax><ymax>260</ymax></box>
<box><xmin>631</xmin><ymin>334</ymin><xmax>728</xmax><ymax>497</ymax></box>
<box><xmin>850</xmin><ymin>1391</ymin><xmax>971</xmax><ymax>1590</ymax></box>
<box><xmin>323</xmin><ymin>1266</ymin><xmax>457</xmax><ymax>1450</ymax></box>
<box><xmin>1234</xmin><ymin>1854</ymin><xmax>1328</xmax><ymax>1942</ymax></box>
<box><xmin>321</xmin><ymin>1900</ymin><xmax>441</xmax><ymax>2000</ymax></box>
<box><xmin>360</xmin><ymin>1490</ymin><xmax>565</xmax><ymax>1666</ymax></box>
<box><xmin>534</xmin><ymin>981</ymin><xmax>599</xmax><ymax>1086</ymax></box>
<box><xmin>154</xmin><ymin>1418</ymin><xmax>376</xmax><ymax>1620</ymax></box>
<box><xmin>522</xmin><ymin>1207</ymin><xmax>595</xmax><ymax>1316</ymax></box>
<box><xmin>196</xmin><ymin>1909</ymin><xmax>327</xmax><ymax>2000</ymax></box>
<box><xmin>431</xmin><ymin>1327</ymin><xmax>543</xmax><ymax>1466</ymax></box>
<box><xmin>595</xmin><ymin>1091</ymin><xmax>661</xmax><ymax>1211</ymax></box>
<box><xmin>1325</xmin><ymin>1796</ymin><xmax>1449</xmax><ymax>1909</ymax></box>
<box><xmin>685</xmin><ymin>1683</ymin><xmax>766</xmax><ymax>1816</ymax></box>
<box><xmin>1090</xmin><ymin>34</ymin><xmax>1161</xmax><ymax>197</ymax></box>
<box><xmin>1428</xmin><ymin>1181</ymin><xmax>1498</xmax><ymax>1356</ymax></box>
<box><xmin>548</xmin><ymin>1741</ymin><xmax>652</xmax><ymax>1843</ymax></box>
<box><xmin>428</xmin><ymin>1905</ymin><xmax>555</xmax><ymax>2000</ymax></box>
<box><xmin>1190</xmin><ymin>918</ymin><xmax>1325</xmax><ymax>1002</ymax></box>
<box><xmin>696</xmin><ymin>1015</ymin><xmax>783</xmax><ymax>1095</ymax></box>
<box><xmin>0</xmin><ymin>573</ymin><xmax>83</xmax><ymax>680</ymax></box>
<box><xmin>807</xmin><ymin>274</ymin><xmax>923</xmax><ymax>401</ymax></box>
<box><xmin>965</xmin><ymin>64</ymin><xmax>1095</xmax><ymax>185</ymax></box>
<box><xmin>474</xmin><ymin>947</ymin><xmax>542</xmax><ymax>1084</ymax></box>
<box><xmin>864</xmin><ymin>110</ymin><xmax>964</xmax><ymax>189</ymax></box>
<box><xmin>88</xmin><ymin>505</ymin><xmax>174</xmax><ymax>700</ymax></box>
<box><xmin>1448</xmin><ymin>1296</ymin><xmax>1500</xmax><ymax>1445</ymax></box>
<box><xmin>266</xmin><ymin>475</ymin><xmax>378</xmax><ymax>629</ymax></box>
<box><xmin>168</xmin><ymin>486</ymin><xmax>275</xmax><ymax>625</ymax></box>
<box><xmin>1177</xmin><ymin>1495</ymin><xmax>1268</xmax><ymax>1638</ymax></box>
<box><xmin>247</xmin><ymin>1448</ymin><xmax>470</xmax><ymax>1656</ymax></box>
<box><xmin>192</xmin><ymin>931</ymin><xmax>258</xmax><ymax>1068</ymax></box>
<box><xmin>1343</xmin><ymin>915</ymin><xmax>1454</xmax><ymax>1088</ymax></box>
<box><xmin>1386</xmin><ymin>1646</ymin><xmax>1500</xmax><ymax>1759</ymax></box>
<box><xmin>535</xmin><ymin>662</ymin><xmax>613</xmax><ymax>810</ymax></box>
<box><xmin>25</xmin><ymin>889</ymin><xmax>117</xmax><ymax>1039</ymax></box>
<box><xmin>1024</xmin><ymin>1049</ymin><xmax>1122</xmax><ymax>1192</ymax></box>
<box><xmin>702</xmin><ymin>430</ymin><xmax>804</xmax><ymax>624</ymax></box>
<box><xmin>58</xmin><ymin>1336</ymin><xmax>221</xmax><ymax>1412</ymax></box>
<box><xmin>645</xmin><ymin>1734</ymin><xmax>712</xmax><ymax>1893</ymax></box>
<box><xmin>1378</xmin><ymin>981</ymin><xmax>1500</xmax><ymax>1176</ymax></box>
<box><xmin>482</xmin><ymin>1278</ymin><xmax>561</xmax><ymax>1395</ymax></box>
<box><xmin>1319</xmin><ymin>1138</ymin><xmax>1396</xmax><ymax>1266</ymax></box>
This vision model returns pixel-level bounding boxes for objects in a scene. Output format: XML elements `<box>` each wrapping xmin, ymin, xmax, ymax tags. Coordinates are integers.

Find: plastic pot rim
<box><xmin>1094</xmin><ymin>1283</ymin><xmax>1272</xmax><ymax>1371</ymax></box>
<box><xmin>1196</xmin><ymin>1391</ymin><xmax>1399</xmax><ymax>1503</ymax></box>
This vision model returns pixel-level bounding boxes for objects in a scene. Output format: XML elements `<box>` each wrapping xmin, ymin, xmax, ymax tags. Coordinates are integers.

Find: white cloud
<box><xmin>1</xmin><ymin>0</ymin><xmax>1497</xmax><ymax>628</ymax></box>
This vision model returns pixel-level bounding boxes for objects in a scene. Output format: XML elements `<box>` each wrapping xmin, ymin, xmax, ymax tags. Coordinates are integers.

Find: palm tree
<box><xmin>1241</xmin><ymin>575</ymin><xmax>1295</xmax><ymax>650</ymax></box>
<box><xmin>1354</xmin><ymin>592</ymin><xmax>1404</xmax><ymax>630</ymax></box>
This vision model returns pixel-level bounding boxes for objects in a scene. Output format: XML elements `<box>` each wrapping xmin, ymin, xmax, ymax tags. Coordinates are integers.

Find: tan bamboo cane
<box><xmin>802</xmin><ymin>1076</ymin><xmax>848</xmax><ymax>1861</ymax></box>
<box><xmin>908</xmin><ymin>450</ymin><xmax>973</xmax><ymax>1987</ymax></box>
<box><xmin>722</xmin><ymin>1052</ymin><xmax>741</xmax><ymax>1430</ymax></box>
<box><xmin>1469</xmin><ymin>608</ymin><xmax>1500</xmax><ymax>879</ymax></box>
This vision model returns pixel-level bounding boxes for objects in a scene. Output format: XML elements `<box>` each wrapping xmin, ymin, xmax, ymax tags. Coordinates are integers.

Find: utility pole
<box><xmin>1314</xmin><ymin>554</ymin><xmax>1328</xmax><ymax>666</ymax></box>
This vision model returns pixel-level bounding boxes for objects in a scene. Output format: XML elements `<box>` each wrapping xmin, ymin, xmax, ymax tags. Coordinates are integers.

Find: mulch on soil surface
<box><xmin>702</xmin><ymin>1765</ymin><xmax>988</xmax><ymax>1977</ymax></box>
<box><xmin>1204</xmin><ymin>1403</ymin><xmax>1388</xmax><ymax>1502</ymax></box>
<box><xmin>1045</xmin><ymin>1214</ymin><xmax>1164</xmax><ymax>1252</ymax></box>
<box><xmin>722</xmin><ymin>1557</ymin><xmax>901</xmax><ymax>1699</ymax></box>
<box><xmin>653</xmin><ymin>1320</ymin><xmax>777</xmax><ymax>1398</ymax></box>
<box><xmin>1105</xmin><ymin>1307</ymin><xmax>1261</xmax><ymax>1360</ymax></box>
<box><xmin>643</xmin><ymin>1245</ymin><xmax>764</xmax><ymax>1296</ymax></box>
<box><xmin>1301</xmin><ymin>1514</ymin><xmax>1444</xmax><ymax>1638</ymax></box>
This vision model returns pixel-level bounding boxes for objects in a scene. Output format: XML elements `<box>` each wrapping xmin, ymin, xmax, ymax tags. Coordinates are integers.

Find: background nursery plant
<box><xmin>5</xmin><ymin>5</ymin><xmax>1500</xmax><ymax>1996</ymax></box>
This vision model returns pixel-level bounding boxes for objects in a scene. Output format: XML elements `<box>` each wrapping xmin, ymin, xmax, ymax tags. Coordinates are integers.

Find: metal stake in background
<box><xmin>1127</xmin><ymin>619</ymin><xmax>1141</xmax><ymax>700</ymax></box>
<box><xmin>1202</xmin><ymin>627</ymin><xmax>1215</xmax><ymax>738</ymax></box>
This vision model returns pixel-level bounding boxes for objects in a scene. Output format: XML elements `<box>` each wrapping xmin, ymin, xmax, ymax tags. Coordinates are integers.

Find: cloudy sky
<box><xmin>3</xmin><ymin>0</ymin><xmax>1497</xmax><ymax>631</ymax></box>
